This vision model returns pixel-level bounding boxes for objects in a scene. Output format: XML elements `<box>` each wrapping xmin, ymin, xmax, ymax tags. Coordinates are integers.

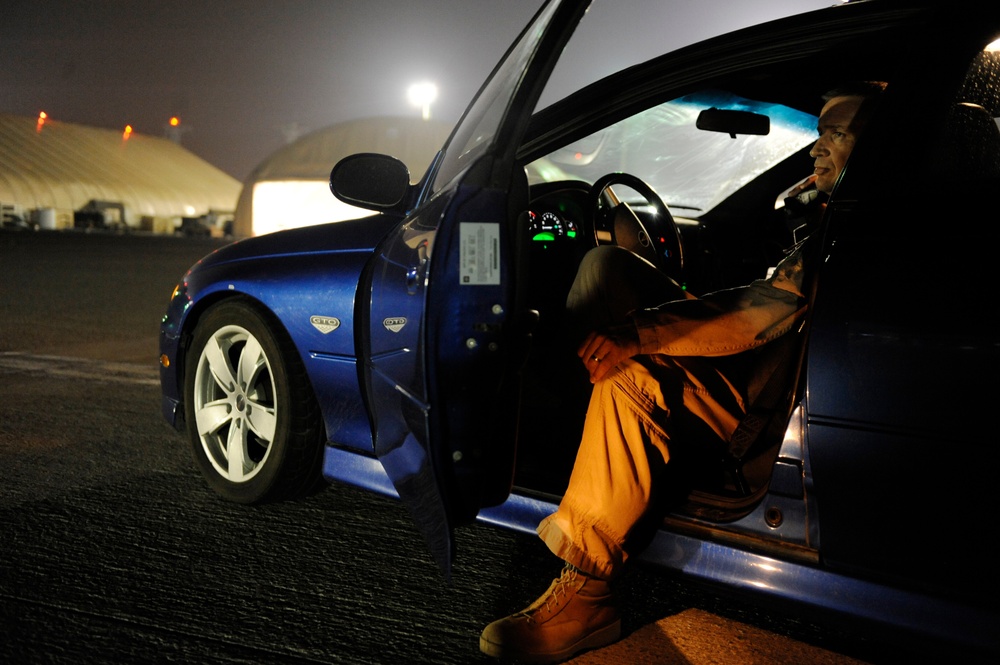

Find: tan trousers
<box><xmin>538</xmin><ymin>247</ymin><xmax>749</xmax><ymax>580</ymax></box>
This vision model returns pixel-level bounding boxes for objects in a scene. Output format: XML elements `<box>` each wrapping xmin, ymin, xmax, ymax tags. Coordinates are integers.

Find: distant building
<box><xmin>0</xmin><ymin>114</ymin><xmax>240</xmax><ymax>235</ymax></box>
<box><xmin>234</xmin><ymin>116</ymin><xmax>453</xmax><ymax>238</ymax></box>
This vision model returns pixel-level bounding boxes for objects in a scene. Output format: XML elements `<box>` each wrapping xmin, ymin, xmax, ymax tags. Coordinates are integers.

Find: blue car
<box><xmin>160</xmin><ymin>0</ymin><xmax>1000</xmax><ymax>655</ymax></box>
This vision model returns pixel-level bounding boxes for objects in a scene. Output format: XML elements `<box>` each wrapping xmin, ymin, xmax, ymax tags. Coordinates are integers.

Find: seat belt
<box><xmin>725</xmin><ymin>228</ymin><xmax>821</xmax><ymax>494</ymax></box>
<box><xmin>724</xmin><ymin>333</ymin><xmax>800</xmax><ymax>495</ymax></box>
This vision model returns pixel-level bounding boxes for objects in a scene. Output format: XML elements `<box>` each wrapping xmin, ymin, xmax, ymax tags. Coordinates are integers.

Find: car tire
<box><xmin>184</xmin><ymin>298</ymin><xmax>325</xmax><ymax>504</ymax></box>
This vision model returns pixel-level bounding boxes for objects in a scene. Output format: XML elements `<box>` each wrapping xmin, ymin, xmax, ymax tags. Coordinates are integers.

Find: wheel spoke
<box><xmin>225</xmin><ymin>418</ymin><xmax>249</xmax><ymax>482</ymax></box>
<box><xmin>204</xmin><ymin>335</ymin><xmax>238</xmax><ymax>392</ymax></box>
<box><xmin>237</xmin><ymin>334</ymin><xmax>265</xmax><ymax>390</ymax></box>
<box><xmin>246</xmin><ymin>402</ymin><xmax>276</xmax><ymax>441</ymax></box>
<box><xmin>195</xmin><ymin>399</ymin><xmax>232</xmax><ymax>437</ymax></box>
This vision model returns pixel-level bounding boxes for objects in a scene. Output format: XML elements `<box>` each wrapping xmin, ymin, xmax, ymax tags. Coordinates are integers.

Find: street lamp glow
<box><xmin>407</xmin><ymin>81</ymin><xmax>438</xmax><ymax>120</ymax></box>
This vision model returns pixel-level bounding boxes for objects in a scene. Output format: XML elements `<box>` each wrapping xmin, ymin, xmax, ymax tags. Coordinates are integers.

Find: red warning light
<box><xmin>169</xmin><ymin>116</ymin><xmax>180</xmax><ymax>127</ymax></box>
<box><xmin>123</xmin><ymin>124</ymin><xmax>133</xmax><ymax>140</ymax></box>
<box><xmin>36</xmin><ymin>111</ymin><xmax>48</xmax><ymax>133</ymax></box>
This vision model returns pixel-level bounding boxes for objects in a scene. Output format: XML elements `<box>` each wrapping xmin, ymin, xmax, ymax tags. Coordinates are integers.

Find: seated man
<box><xmin>480</xmin><ymin>81</ymin><xmax>886</xmax><ymax>664</ymax></box>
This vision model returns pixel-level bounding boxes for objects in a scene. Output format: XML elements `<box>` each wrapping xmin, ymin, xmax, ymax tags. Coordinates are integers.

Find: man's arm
<box><xmin>578</xmin><ymin>244</ymin><xmax>809</xmax><ymax>383</ymax></box>
<box><xmin>633</xmin><ymin>245</ymin><xmax>808</xmax><ymax>357</ymax></box>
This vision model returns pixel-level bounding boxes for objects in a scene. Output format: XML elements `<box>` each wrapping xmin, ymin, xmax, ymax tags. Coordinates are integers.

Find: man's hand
<box><xmin>578</xmin><ymin>324</ymin><xmax>641</xmax><ymax>383</ymax></box>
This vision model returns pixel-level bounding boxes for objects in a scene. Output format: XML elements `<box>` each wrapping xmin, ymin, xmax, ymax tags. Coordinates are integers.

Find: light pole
<box><xmin>407</xmin><ymin>81</ymin><xmax>438</xmax><ymax>120</ymax></box>
<box><xmin>165</xmin><ymin>116</ymin><xmax>191</xmax><ymax>144</ymax></box>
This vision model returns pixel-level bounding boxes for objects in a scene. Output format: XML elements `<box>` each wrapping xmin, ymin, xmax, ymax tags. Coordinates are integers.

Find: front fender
<box><xmin>159</xmin><ymin>215</ymin><xmax>401</xmax><ymax>451</ymax></box>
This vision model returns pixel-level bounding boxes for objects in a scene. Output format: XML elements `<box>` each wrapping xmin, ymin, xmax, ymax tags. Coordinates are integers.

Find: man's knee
<box><xmin>601</xmin><ymin>358</ymin><xmax>673</xmax><ymax>416</ymax></box>
<box><xmin>568</xmin><ymin>247</ymin><xmax>652</xmax><ymax>313</ymax></box>
<box><xmin>579</xmin><ymin>246</ymin><xmax>642</xmax><ymax>284</ymax></box>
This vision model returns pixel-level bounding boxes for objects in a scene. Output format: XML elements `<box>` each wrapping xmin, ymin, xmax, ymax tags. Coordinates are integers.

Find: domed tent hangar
<box><xmin>233</xmin><ymin>116</ymin><xmax>453</xmax><ymax>238</ymax></box>
<box><xmin>0</xmin><ymin>114</ymin><xmax>241</xmax><ymax>235</ymax></box>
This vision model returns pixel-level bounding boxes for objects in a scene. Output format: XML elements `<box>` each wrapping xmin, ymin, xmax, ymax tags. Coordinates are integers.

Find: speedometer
<box><xmin>529</xmin><ymin>211</ymin><xmax>578</xmax><ymax>241</ymax></box>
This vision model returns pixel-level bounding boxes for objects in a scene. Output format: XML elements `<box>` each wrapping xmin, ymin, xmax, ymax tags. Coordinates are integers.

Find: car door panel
<box><xmin>425</xmin><ymin>184</ymin><xmax>530</xmax><ymax>518</ymax></box>
<box><xmin>359</xmin><ymin>0</ymin><xmax>588</xmax><ymax>575</ymax></box>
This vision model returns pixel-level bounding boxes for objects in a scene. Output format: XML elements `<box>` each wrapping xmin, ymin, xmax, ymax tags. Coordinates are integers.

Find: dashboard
<box><xmin>527</xmin><ymin>180</ymin><xmax>591</xmax><ymax>247</ymax></box>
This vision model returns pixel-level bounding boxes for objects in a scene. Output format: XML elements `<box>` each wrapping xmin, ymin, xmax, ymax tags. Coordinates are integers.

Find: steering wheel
<box><xmin>587</xmin><ymin>173</ymin><xmax>683</xmax><ymax>279</ymax></box>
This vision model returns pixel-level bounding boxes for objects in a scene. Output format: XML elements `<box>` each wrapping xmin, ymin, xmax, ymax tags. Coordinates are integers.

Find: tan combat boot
<box><xmin>479</xmin><ymin>563</ymin><xmax>621</xmax><ymax>663</ymax></box>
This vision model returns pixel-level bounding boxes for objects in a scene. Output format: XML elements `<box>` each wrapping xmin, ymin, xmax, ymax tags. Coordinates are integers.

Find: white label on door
<box><xmin>459</xmin><ymin>222</ymin><xmax>500</xmax><ymax>285</ymax></box>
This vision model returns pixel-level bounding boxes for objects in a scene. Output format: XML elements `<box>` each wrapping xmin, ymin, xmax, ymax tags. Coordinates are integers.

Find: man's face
<box><xmin>810</xmin><ymin>95</ymin><xmax>863</xmax><ymax>194</ymax></box>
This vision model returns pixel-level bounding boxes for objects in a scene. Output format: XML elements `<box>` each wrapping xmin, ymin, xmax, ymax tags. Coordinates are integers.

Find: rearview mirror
<box><xmin>329</xmin><ymin>153</ymin><xmax>411</xmax><ymax>211</ymax></box>
<box><xmin>696</xmin><ymin>108</ymin><xmax>770</xmax><ymax>138</ymax></box>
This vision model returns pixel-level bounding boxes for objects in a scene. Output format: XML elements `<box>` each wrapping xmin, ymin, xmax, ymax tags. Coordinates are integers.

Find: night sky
<box><xmin>2</xmin><ymin>1</ymin><xmax>836</xmax><ymax>182</ymax></box>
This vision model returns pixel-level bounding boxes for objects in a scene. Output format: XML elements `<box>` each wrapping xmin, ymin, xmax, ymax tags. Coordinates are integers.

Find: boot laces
<box><xmin>524</xmin><ymin>564</ymin><xmax>579</xmax><ymax>623</ymax></box>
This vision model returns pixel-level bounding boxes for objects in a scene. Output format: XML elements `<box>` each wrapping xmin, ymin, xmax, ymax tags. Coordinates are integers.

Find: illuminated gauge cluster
<box><xmin>528</xmin><ymin>210</ymin><xmax>579</xmax><ymax>243</ymax></box>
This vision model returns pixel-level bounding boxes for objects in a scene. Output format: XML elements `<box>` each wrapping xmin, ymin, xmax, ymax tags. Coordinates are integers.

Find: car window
<box><xmin>526</xmin><ymin>90</ymin><xmax>818</xmax><ymax>216</ymax></box>
<box><xmin>931</xmin><ymin>36</ymin><xmax>1000</xmax><ymax>183</ymax></box>
<box><xmin>431</xmin><ymin>0</ymin><xmax>561</xmax><ymax>193</ymax></box>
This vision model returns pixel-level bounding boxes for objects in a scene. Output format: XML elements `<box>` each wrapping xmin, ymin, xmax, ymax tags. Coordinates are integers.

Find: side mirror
<box><xmin>329</xmin><ymin>153</ymin><xmax>411</xmax><ymax>211</ymax></box>
<box><xmin>696</xmin><ymin>108</ymin><xmax>770</xmax><ymax>138</ymax></box>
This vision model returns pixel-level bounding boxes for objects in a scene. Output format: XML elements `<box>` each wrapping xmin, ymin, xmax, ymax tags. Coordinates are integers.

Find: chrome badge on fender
<box><xmin>310</xmin><ymin>316</ymin><xmax>341</xmax><ymax>334</ymax></box>
<box><xmin>383</xmin><ymin>317</ymin><xmax>407</xmax><ymax>333</ymax></box>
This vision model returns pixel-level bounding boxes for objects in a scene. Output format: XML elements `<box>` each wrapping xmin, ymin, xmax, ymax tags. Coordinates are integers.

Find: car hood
<box><xmin>192</xmin><ymin>213</ymin><xmax>403</xmax><ymax>274</ymax></box>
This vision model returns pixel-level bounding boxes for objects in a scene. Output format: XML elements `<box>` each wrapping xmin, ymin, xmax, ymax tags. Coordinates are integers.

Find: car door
<box><xmin>803</xmin><ymin>18</ymin><xmax>1000</xmax><ymax>601</ymax></box>
<box><xmin>360</xmin><ymin>0</ymin><xmax>590</xmax><ymax>575</ymax></box>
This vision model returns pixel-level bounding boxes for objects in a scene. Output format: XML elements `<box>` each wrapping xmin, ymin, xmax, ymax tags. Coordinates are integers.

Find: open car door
<box><xmin>359</xmin><ymin>0</ymin><xmax>590</xmax><ymax>576</ymax></box>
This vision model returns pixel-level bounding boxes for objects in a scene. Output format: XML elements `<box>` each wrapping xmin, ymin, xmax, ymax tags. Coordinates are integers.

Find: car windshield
<box><xmin>527</xmin><ymin>90</ymin><xmax>818</xmax><ymax>215</ymax></box>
